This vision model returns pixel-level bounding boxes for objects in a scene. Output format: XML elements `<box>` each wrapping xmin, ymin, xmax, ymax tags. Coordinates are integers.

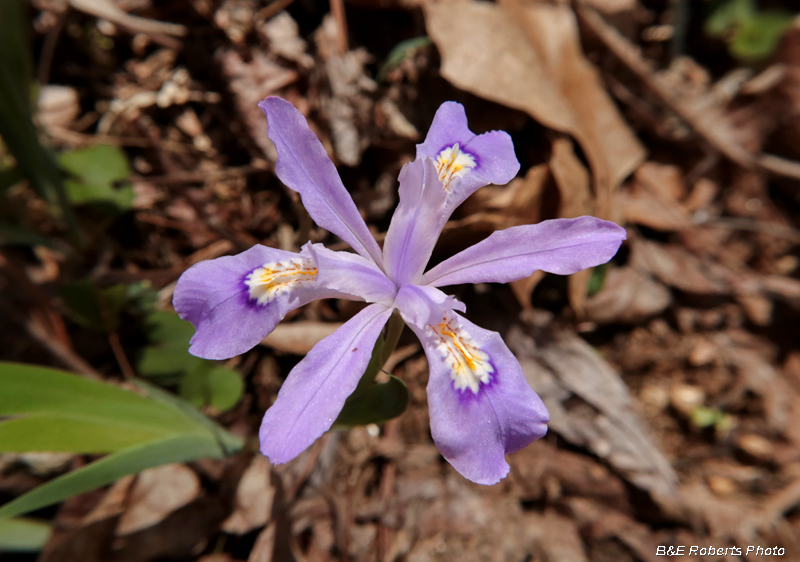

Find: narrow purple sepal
<box><xmin>417</xmin><ymin>315</ymin><xmax>549</xmax><ymax>484</ymax></box>
<box><xmin>307</xmin><ymin>243</ymin><xmax>397</xmax><ymax>306</ymax></box>
<box><xmin>394</xmin><ymin>283</ymin><xmax>465</xmax><ymax>330</ymax></box>
<box><xmin>174</xmin><ymin>245</ymin><xmax>340</xmax><ymax>360</ymax></box>
<box><xmin>423</xmin><ymin>216</ymin><xmax>627</xmax><ymax>288</ymax></box>
<box><xmin>382</xmin><ymin>157</ymin><xmax>448</xmax><ymax>286</ymax></box>
<box><xmin>259</xmin><ymin>303</ymin><xmax>392</xmax><ymax>464</ymax></box>
<box><xmin>259</xmin><ymin>97</ymin><xmax>384</xmax><ymax>266</ymax></box>
<box><xmin>417</xmin><ymin>101</ymin><xmax>520</xmax><ymax>207</ymax></box>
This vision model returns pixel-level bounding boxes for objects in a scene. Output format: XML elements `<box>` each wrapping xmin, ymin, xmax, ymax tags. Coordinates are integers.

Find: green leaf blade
<box><xmin>0</xmin><ymin>518</ymin><xmax>51</xmax><ymax>551</ymax></box>
<box><xmin>0</xmin><ymin>433</ymin><xmax>224</xmax><ymax>519</ymax></box>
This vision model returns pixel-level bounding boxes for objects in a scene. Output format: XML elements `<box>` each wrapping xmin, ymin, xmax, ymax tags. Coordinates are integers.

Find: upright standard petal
<box><xmin>259</xmin><ymin>303</ymin><xmax>393</xmax><ymax>464</ymax></box>
<box><xmin>417</xmin><ymin>101</ymin><xmax>519</xmax><ymax>208</ymax></box>
<box><xmin>174</xmin><ymin>245</ymin><xmax>340</xmax><ymax>360</ymax></box>
<box><xmin>259</xmin><ymin>97</ymin><xmax>384</xmax><ymax>266</ymax></box>
<box><xmin>382</xmin><ymin>157</ymin><xmax>448</xmax><ymax>286</ymax></box>
<box><xmin>423</xmin><ymin>216</ymin><xmax>626</xmax><ymax>288</ymax></box>
<box><xmin>307</xmin><ymin>243</ymin><xmax>397</xmax><ymax>306</ymax></box>
<box><xmin>394</xmin><ymin>286</ymin><xmax>548</xmax><ymax>484</ymax></box>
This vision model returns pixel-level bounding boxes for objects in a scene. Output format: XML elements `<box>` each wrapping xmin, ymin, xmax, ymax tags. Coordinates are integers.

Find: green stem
<box><xmin>380</xmin><ymin>310</ymin><xmax>405</xmax><ymax>368</ymax></box>
<box><xmin>351</xmin><ymin>311</ymin><xmax>405</xmax><ymax>396</ymax></box>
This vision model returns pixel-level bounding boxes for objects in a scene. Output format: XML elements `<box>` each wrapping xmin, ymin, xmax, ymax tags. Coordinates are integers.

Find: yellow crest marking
<box><xmin>435</xmin><ymin>144</ymin><xmax>476</xmax><ymax>192</ymax></box>
<box><xmin>245</xmin><ymin>258</ymin><xmax>317</xmax><ymax>305</ymax></box>
<box><xmin>429</xmin><ymin>312</ymin><xmax>493</xmax><ymax>394</ymax></box>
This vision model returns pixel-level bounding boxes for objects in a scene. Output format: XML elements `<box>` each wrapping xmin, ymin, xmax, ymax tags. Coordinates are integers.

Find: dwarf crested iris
<box><xmin>174</xmin><ymin>97</ymin><xmax>626</xmax><ymax>484</ymax></box>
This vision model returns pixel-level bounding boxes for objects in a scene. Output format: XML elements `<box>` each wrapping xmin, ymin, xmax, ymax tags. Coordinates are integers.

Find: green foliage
<box><xmin>138</xmin><ymin>311</ymin><xmax>243</xmax><ymax>412</ymax></box>
<box><xmin>334</xmin><ymin>375</ymin><xmax>410</xmax><ymax>428</ymax></box>
<box><xmin>59</xmin><ymin>144</ymin><xmax>134</xmax><ymax>212</ymax></box>
<box><xmin>0</xmin><ymin>0</ymin><xmax>74</xmax><ymax>231</ymax></box>
<box><xmin>706</xmin><ymin>0</ymin><xmax>794</xmax><ymax>61</ymax></box>
<box><xmin>334</xmin><ymin>331</ymin><xmax>410</xmax><ymax>428</ymax></box>
<box><xmin>377</xmin><ymin>36</ymin><xmax>432</xmax><ymax>82</ymax></box>
<box><xmin>587</xmin><ymin>263</ymin><xmax>607</xmax><ymax>297</ymax></box>
<box><xmin>0</xmin><ymin>518</ymin><xmax>51</xmax><ymax>552</ymax></box>
<box><xmin>60</xmin><ymin>280</ymin><xmax>158</xmax><ymax>333</ymax></box>
<box><xmin>0</xmin><ymin>362</ymin><xmax>243</xmax><ymax>519</ymax></box>
<box><xmin>180</xmin><ymin>365</ymin><xmax>244</xmax><ymax>413</ymax></box>
<box><xmin>0</xmin><ymin>221</ymin><xmax>64</xmax><ymax>248</ymax></box>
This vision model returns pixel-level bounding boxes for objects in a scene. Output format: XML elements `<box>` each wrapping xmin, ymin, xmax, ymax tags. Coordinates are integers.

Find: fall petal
<box><xmin>174</xmin><ymin>245</ymin><xmax>340</xmax><ymax>360</ymax></box>
<box><xmin>259</xmin><ymin>303</ymin><xmax>392</xmax><ymax>463</ymax></box>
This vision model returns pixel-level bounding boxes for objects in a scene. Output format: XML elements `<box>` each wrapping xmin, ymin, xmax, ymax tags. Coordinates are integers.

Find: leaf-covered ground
<box><xmin>2</xmin><ymin>0</ymin><xmax>800</xmax><ymax>560</ymax></box>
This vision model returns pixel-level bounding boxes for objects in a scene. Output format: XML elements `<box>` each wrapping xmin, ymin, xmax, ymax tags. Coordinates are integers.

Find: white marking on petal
<box><xmin>435</xmin><ymin>143</ymin><xmax>476</xmax><ymax>192</ymax></box>
<box><xmin>428</xmin><ymin>311</ymin><xmax>493</xmax><ymax>394</ymax></box>
<box><xmin>245</xmin><ymin>258</ymin><xmax>317</xmax><ymax>305</ymax></box>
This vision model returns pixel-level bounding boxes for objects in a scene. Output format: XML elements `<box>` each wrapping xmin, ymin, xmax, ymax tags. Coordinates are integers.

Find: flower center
<box><xmin>429</xmin><ymin>312</ymin><xmax>493</xmax><ymax>394</ymax></box>
<box><xmin>435</xmin><ymin>143</ymin><xmax>476</xmax><ymax>192</ymax></box>
<box><xmin>245</xmin><ymin>258</ymin><xmax>318</xmax><ymax>305</ymax></box>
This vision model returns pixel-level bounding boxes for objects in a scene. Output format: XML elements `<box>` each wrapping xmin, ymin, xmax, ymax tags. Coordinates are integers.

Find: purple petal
<box><xmin>307</xmin><ymin>243</ymin><xmax>397</xmax><ymax>306</ymax></box>
<box><xmin>424</xmin><ymin>216</ymin><xmax>626</xmax><ymax>288</ymax></box>
<box><xmin>259</xmin><ymin>303</ymin><xmax>392</xmax><ymax>464</ymax></box>
<box><xmin>413</xmin><ymin>312</ymin><xmax>549</xmax><ymax>484</ymax></box>
<box><xmin>417</xmin><ymin>101</ymin><xmax>519</xmax><ymax>208</ymax></box>
<box><xmin>173</xmin><ymin>245</ymin><xmax>340</xmax><ymax>360</ymax></box>
<box><xmin>382</xmin><ymin>157</ymin><xmax>448</xmax><ymax>286</ymax></box>
<box><xmin>259</xmin><ymin>97</ymin><xmax>384</xmax><ymax>266</ymax></box>
<box><xmin>394</xmin><ymin>283</ymin><xmax>465</xmax><ymax>329</ymax></box>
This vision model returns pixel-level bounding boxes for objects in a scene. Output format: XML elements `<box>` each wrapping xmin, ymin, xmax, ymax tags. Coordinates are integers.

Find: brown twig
<box><xmin>37</xmin><ymin>9</ymin><xmax>67</xmax><ymax>86</ymax></box>
<box><xmin>576</xmin><ymin>3</ymin><xmax>755</xmax><ymax>168</ymax></box>
<box><xmin>256</xmin><ymin>0</ymin><xmax>298</xmax><ymax>23</ymax></box>
<box><xmin>758</xmin><ymin>153</ymin><xmax>800</xmax><ymax>181</ymax></box>
<box><xmin>329</xmin><ymin>0</ymin><xmax>349</xmax><ymax>55</ymax></box>
<box><xmin>108</xmin><ymin>331</ymin><xmax>136</xmax><ymax>380</ymax></box>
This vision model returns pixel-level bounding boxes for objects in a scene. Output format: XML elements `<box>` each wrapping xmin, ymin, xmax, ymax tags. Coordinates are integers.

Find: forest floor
<box><xmin>3</xmin><ymin>0</ymin><xmax>800</xmax><ymax>561</ymax></box>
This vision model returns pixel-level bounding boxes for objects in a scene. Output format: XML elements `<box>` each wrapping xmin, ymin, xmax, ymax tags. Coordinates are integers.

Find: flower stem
<box><xmin>380</xmin><ymin>310</ymin><xmax>405</xmax><ymax>368</ymax></box>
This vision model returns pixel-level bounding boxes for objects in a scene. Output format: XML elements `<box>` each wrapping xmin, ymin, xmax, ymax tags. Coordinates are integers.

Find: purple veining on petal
<box><xmin>259</xmin><ymin>303</ymin><xmax>393</xmax><ymax>464</ymax></box>
<box><xmin>424</xmin><ymin>216</ymin><xmax>627</xmax><ymax>288</ymax></box>
<box><xmin>259</xmin><ymin>97</ymin><xmax>384</xmax><ymax>266</ymax></box>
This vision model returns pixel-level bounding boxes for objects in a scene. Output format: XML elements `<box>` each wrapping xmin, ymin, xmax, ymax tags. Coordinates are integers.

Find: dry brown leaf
<box><xmin>507</xmin><ymin>316</ymin><xmax>681</xmax><ymax>514</ymax></box>
<box><xmin>461</xmin><ymin>164</ymin><xmax>548</xmax><ymax>225</ymax></box>
<box><xmin>567</xmin><ymin>498</ymin><xmax>665</xmax><ymax>562</ymax></box>
<box><xmin>314</xmin><ymin>15</ymin><xmax>377</xmax><ymax>166</ymax></box>
<box><xmin>630</xmin><ymin>238</ymin><xmax>732</xmax><ymax>294</ymax></box>
<box><xmin>524</xmin><ymin>511</ymin><xmax>588</xmax><ymax>562</ymax></box>
<box><xmin>259</xmin><ymin>12</ymin><xmax>314</xmax><ymax>69</ymax></box>
<box><xmin>426</xmin><ymin>0</ymin><xmax>645</xmax><ymax>218</ymax></box>
<box><xmin>634</xmin><ymin>161</ymin><xmax>687</xmax><ymax>202</ymax></box>
<box><xmin>222</xmin><ymin>455</ymin><xmax>275</xmax><ymax>535</ymax></box>
<box><xmin>551</xmin><ymin>137</ymin><xmax>595</xmax><ymax>316</ymax></box>
<box><xmin>217</xmin><ymin>49</ymin><xmax>299</xmax><ymax>160</ymax></box>
<box><xmin>620</xmin><ymin>186</ymin><xmax>692</xmax><ymax>231</ymax></box>
<box><xmin>37</xmin><ymin>85</ymin><xmax>80</xmax><ymax>131</ymax></box>
<box><xmin>82</xmin><ymin>476</ymin><xmax>135</xmax><ymax>526</ymax></box>
<box><xmin>261</xmin><ymin>321</ymin><xmax>342</xmax><ymax>354</ymax></box>
<box><xmin>116</xmin><ymin>464</ymin><xmax>201</xmax><ymax>536</ymax></box>
<box><xmin>584</xmin><ymin>267</ymin><xmax>671</xmax><ymax>324</ymax></box>
<box><xmin>716</xmin><ymin>337</ymin><xmax>797</xmax><ymax>440</ymax></box>
<box><xmin>577</xmin><ymin>4</ymin><xmax>756</xmax><ymax>167</ymax></box>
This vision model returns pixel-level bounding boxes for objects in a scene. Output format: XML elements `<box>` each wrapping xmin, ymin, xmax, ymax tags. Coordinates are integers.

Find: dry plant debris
<box><xmin>3</xmin><ymin>0</ymin><xmax>800</xmax><ymax>560</ymax></box>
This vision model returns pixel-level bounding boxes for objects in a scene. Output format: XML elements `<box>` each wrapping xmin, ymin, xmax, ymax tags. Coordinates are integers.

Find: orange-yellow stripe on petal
<box><xmin>245</xmin><ymin>258</ymin><xmax>318</xmax><ymax>305</ymax></box>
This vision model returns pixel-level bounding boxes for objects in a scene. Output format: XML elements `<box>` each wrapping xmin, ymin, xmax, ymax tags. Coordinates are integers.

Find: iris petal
<box><xmin>259</xmin><ymin>303</ymin><xmax>392</xmax><ymax>464</ymax></box>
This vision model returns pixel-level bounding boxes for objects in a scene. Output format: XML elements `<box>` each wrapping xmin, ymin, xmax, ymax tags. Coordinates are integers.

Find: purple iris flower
<box><xmin>174</xmin><ymin>97</ymin><xmax>626</xmax><ymax>484</ymax></box>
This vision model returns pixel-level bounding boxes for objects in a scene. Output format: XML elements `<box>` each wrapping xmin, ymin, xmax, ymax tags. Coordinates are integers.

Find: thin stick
<box><xmin>256</xmin><ymin>0</ymin><xmax>297</xmax><ymax>23</ymax></box>
<box><xmin>330</xmin><ymin>0</ymin><xmax>349</xmax><ymax>55</ymax></box>
<box><xmin>108</xmin><ymin>331</ymin><xmax>137</xmax><ymax>379</ymax></box>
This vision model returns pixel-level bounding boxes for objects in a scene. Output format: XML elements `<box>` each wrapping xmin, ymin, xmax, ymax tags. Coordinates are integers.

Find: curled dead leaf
<box><xmin>507</xmin><ymin>316</ymin><xmax>681</xmax><ymax>515</ymax></box>
<box><xmin>426</xmin><ymin>0</ymin><xmax>645</xmax><ymax>218</ymax></box>
<box><xmin>584</xmin><ymin>267</ymin><xmax>672</xmax><ymax>324</ymax></box>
